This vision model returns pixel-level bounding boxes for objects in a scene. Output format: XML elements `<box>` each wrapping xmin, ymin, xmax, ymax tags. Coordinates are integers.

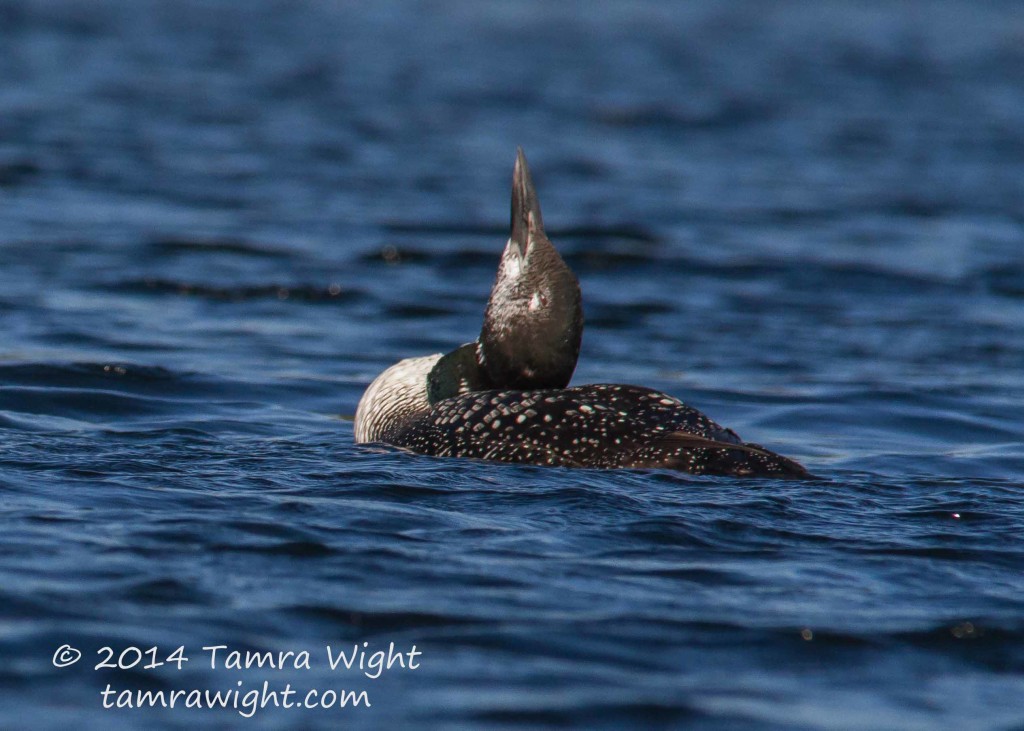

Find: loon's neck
<box><xmin>354</xmin><ymin>353</ymin><xmax>442</xmax><ymax>443</ymax></box>
<box><xmin>477</xmin><ymin>148</ymin><xmax>583</xmax><ymax>389</ymax></box>
<box><xmin>354</xmin><ymin>343</ymin><xmax>492</xmax><ymax>444</ymax></box>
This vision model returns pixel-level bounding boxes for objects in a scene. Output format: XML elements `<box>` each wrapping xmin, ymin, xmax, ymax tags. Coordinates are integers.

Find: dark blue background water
<box><xmin>2</xmin><ymin>1</ymin><xmax>1023</xmax><ymax>728</ymax></box>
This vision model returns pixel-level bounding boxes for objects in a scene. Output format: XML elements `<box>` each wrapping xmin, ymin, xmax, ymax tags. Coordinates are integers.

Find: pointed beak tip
<box><xmin>509</xmin><ymin>147</ymin><xmax>542</xmax><ymax>248</ymax></box>
<box><xmin>513</xmin><ymin>149</ymin><xmax>526</xmax><ymax>182</ymax></box>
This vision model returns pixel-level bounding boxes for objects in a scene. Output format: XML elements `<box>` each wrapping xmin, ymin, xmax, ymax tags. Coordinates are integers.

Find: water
<box><xmin>2</xmin><ymin>0</ymin><xmax>1023</xmax><ymax>728</ymax></box>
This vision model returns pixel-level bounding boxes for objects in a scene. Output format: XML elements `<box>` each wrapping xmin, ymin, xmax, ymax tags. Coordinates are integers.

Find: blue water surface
<box><xmin>2</xmin><ymin>1</ymin><xmax>1023</xmax><ymax>728</ymax></box>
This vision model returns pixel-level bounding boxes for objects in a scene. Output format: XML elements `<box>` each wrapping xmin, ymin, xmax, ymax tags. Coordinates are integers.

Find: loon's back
<box><xmin>388</xmin><ymin>384</ymin><xmax>809</xmax><ymax>478</ymax></box>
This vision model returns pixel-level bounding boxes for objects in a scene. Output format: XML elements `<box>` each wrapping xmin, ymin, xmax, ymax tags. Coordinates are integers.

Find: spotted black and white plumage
<box><xmin>353</xmin><ymin>148</ymin><xmax>811</xmax><ymax>478</ymax></box>
<box><xmin>388</xmin><ymin>384</ymin><xmax>809</xmax><ymax>477</ymax></box>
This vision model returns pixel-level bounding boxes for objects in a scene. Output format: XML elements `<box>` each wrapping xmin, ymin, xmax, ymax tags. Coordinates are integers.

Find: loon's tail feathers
<box><xmin>629</xmin><ymin>432</ymin><xmax>813</xmax><ymax>479</ymax></box>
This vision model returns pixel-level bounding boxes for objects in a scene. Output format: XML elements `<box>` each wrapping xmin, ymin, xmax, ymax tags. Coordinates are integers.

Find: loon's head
<box><xmin>476</xmin><ymin>148</ymin><xmax>583</xmax><ymax>390</ymax></box>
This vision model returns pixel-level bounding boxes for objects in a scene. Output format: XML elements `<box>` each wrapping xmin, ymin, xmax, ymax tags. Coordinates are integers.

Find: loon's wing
<box><xmin>389</xmin><ymin>384</ymin><xmax>809</xmax><ymax>478</ymax></box>
<box><xmin>565</xmin><ymin>384</ymin><xmax>743</xmax><ymax>444</ymax></box>
<box><xmin>626</xmin><ymin>432</ymin><xmax>811</xmax><ymax>478</ymax></box>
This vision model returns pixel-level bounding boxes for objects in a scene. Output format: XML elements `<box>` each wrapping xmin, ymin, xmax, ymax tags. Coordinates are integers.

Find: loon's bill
<box><xmin>353</xmin><ymin>149</ymin><xmax>810</xmax><ymax>478</ymax></box>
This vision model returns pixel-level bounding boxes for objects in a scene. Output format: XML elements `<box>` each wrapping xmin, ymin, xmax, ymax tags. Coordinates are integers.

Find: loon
<box><xmin>354</xmin><ymin>149</ymin><xmax>809</xmax><ymax>478</ymax></box>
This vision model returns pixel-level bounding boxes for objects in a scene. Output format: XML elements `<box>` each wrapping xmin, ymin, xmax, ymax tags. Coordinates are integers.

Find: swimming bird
<box><xmin>354</xmin><ymin>149</ymin><xmax>809</xmax><ymax>478</ymax></box>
